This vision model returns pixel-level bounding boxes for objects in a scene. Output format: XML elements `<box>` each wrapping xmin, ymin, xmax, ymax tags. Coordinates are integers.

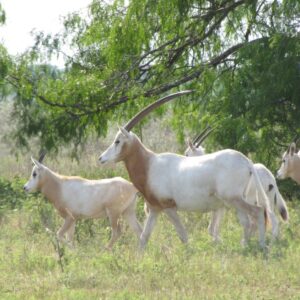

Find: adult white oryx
<box><xmin>99</xmin><ymin>91</ymin><xmax>271</xmax><ymax>248</ymax></box>
<box><xmin>277</xmin><ymin>141</ymin><xmax>300</xmax><ymax>184</ymax></box>
<box><xmin>24</xmin><ymin>154</ymin><xmax>142</xmax><ymax>249</ymax></box>
<box><xmin>185</xmin><ymin>130</ymin><xmax>288</xmax><ymax>241</ymax></box>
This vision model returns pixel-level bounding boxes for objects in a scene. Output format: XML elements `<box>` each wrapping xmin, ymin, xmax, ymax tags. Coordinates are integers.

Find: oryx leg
<box><xmin>106</xmin><ymin>210</ymin><xmax>122</xmax><ymax>250</ymax></box>
<box><xmin>267</xmin><ymin>209</ymin><xmax>279</xmax><ymax>239</ymax></box>
<box><xmin>164</xmin><ymin>208</ymin><xmax>188</xmax><ymax>244</ymax></box>
<box><xmin>244</xmin><ymin>209</ymin><xmax>279</xmax><ymax>240</ymax></box>
<box><xmin>220</xmin><ymin>196</ymin><xmax>265</xmax><ymax>248</ymax></box>
<box><xmin>122</xmin><ymin>202</ymin><xmax>143</xmax><ymax>239</ymax></box>
<box><xmin>236</xmin><ymin>210</ymin><xmax>252</xmax><ymax>246</ymax></box>
<box><xmin>140</xmin><ymin>209</ymin><xmax>159</xmax><ymax>250</ymax></box>
<box><xmin>66</xmin><ymin>222</ymin><xmax>76</xmax><ymax>243</ymax></box>
<box><xmin>209</xmin><ymin>208</ymin><xmax>225</xmax><ymax>242</ymax></box>
<box><xmin>57</xmin><ymin>215</ymin><xmax>75</xmax><ymax>241</ymax></box>
<box><xmin>144</xmin><ymin>202</ymin><xmax>150</xmax><ymax>216</ymax></box>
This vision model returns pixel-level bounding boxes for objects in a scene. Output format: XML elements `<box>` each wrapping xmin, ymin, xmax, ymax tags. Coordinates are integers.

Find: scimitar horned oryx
<box><xmin>185</xmin><ymin>129</ymin><xmax>288</xmax><ymax>242</ymax></box>
<box><xmin>24</xmin><ymin>154</ymin><xmax>142</xmax><ymax>249</ymax></box>
<box><xmin>99</xmin><ymin>91</ymin><xmax>271</xmax><ymax>249</ymax></box>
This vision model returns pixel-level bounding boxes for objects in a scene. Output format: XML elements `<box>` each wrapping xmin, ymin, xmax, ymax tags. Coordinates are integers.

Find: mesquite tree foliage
<box><xmin>1</xmin><ymin>0</ymin><xmax>300</xmax><ymax>163</ymax></box>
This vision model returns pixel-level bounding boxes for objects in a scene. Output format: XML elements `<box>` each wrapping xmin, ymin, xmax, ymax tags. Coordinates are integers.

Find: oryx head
<box><xmin>184</xmin><ymin>126</ymin><xmax>213</xmax><ymax>157</ymax></box>
<box><xmin>277</xmin><ymin>141</ymin><xmax>300</xmax><ymax>180</ymax></box>
<box><xmin>99</xmin><ymin>90</ymin><xmax>193</xmax><ymax>164</ymax></box>
<box><xmin>23</xmin><ymin>151</ymin><xmax>46</xmax><ymax>192</ymax></box>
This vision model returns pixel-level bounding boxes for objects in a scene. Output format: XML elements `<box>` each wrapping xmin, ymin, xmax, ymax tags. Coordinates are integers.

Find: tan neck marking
<box><xmin>123</xmin><ymin>137</ymin><xmax>176</xmax><ymax>210</ymax></box>
<box><xmin>39</xmin><ymin>169</ymin><xmax>67</xmax><ymax>217</ymax></box>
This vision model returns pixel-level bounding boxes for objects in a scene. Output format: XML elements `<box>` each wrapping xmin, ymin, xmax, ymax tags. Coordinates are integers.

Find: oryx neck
<box><xmin>290</xmin><ymin>156</ymin><xmax>300</xmax><ymax>184</ymax></box>
<box><xmin>40</xmin><ymin>168</ymin><xmax>63</xmax><ymax>208</ymax></box>
<box><xmin>123</xmin><ymin>138</ymin><xmax>153</xmax><ymax>193</ymax></box>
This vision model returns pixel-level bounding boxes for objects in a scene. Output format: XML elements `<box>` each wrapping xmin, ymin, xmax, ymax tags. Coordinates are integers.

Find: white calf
<box><xmin>24</xmin><ymin>157</ymin><xmax>142</xmax><ymax>249</ymax></box>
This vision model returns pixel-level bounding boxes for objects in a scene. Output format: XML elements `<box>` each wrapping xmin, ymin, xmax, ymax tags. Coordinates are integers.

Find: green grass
<box><xmin>1</xmin><ymin>178</ymin><xmax>300</xmax><ymax>299</ymax></box>
<box><xmin>2</xmin><ymin>91</ymin><xmax>300</xmax><ymax>299</ymax></box>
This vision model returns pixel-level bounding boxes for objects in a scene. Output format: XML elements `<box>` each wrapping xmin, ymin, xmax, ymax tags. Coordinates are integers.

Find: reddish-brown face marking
<box><xmin>123</xmin><ymin>136</ymin><xmax>176</xmax><ymax>210</ymax></box>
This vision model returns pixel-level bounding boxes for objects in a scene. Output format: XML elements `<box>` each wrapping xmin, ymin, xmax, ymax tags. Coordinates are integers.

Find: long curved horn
<box><xmin>38</xmin><ymin>150</ymin><xmax>47</xmax><ymax>163</ymax></box>
<box><xmin>195</xmin><ymin>127</ymin><xmax>214</xmax><ymax>147</ymax></box>
<box><xmin>124</xmin><ymin>90</ymin><xmax>193</xmax><ymax>131</ymax></box>
<box><xmin>192</xmin><ymin>132</ymin><xmax>206</xmax><ymax>145</ymax></box>
<box><xmin>192</xmin><ymin>126</ymin><xmax>211</xmax><ymax>145</ymax></box>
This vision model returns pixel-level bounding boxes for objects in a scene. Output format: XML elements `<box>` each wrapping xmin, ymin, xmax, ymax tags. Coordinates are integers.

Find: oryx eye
<box><xmin>33</xmin><ymin>172</ymin><xmax>37</xmax><ymax>178</ymax></box>
<box><xmin>282</xmin><ymin>159</ymin><xmax>286</xmax><ymax>164</ymax></box>
<box><xmin>115</xmin><ymin>140</ymin><xmax>120</xmax><ymax>145</ymax></box>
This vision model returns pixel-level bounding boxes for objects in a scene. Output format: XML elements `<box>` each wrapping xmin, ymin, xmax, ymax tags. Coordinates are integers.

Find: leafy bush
<box><xmin>0</xmin><ymin>176</ymin><xmax>27</xmax><ymax>211</ymax></box>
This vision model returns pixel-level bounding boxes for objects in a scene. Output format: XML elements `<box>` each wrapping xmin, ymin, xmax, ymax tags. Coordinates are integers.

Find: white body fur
<box><xmin>99</xmin><ymin>128</ymin><xmax>271</xmax><ymax>248</ymax></box>
<box><xmin>185</xmin><ymin>144</ymin><xmax>288</xmax><ymax>241</ymax></box>
<box><xmin>24</xmin><ymin>158</ymin><xmax>142</xmax><ymax>249</ymax></box>
<box><xmin>277</xmin><ymin>142</ymin><xmax>300</xmax><ymax>184</ymax></box>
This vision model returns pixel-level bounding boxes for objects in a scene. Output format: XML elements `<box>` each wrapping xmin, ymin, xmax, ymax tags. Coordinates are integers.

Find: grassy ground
<box><xmin>1</xmin><ymin>102</ymin><xmax>300</xmax><ymax>299</ymax></box>
<box><xmin>0</xmin><ymin>177</ymin><xmax>300</xmax><ymax>299</ymax></box>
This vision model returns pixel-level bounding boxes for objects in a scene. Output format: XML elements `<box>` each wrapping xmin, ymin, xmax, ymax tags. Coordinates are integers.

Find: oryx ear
<box><xmin>31</xmin><ymin>157</ymin><xmax>43</xmax><ymax>169</ymax></box>
<box><xmin>187</xmin><ymin>139</ymin><xmax>195</xmax><ymax>150</ymax></box>
<box><xmin>289</xmin><ymin>143</ymin><xmax>297</xmax><ymax>156</ymax></box>
<box><xmin>119</xmin><ymin>126</ymin><xmax>130</xmax><ymax>138</ymax></box>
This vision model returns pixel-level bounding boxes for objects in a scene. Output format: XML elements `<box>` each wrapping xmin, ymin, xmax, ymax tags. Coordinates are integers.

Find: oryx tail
<box><xmin>272</xmin><ymin>185</ymin><xmax>289</xmax><ymax>221</ymax></box>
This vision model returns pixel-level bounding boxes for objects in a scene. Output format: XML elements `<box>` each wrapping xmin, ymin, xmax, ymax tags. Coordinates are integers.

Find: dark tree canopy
<box><xmin>1</xmin><ymin>0</ymin><xmax>299</xmax><ymax>167</ymax></box>
<box><xmin>0</xmin><ymin>3</ymin><xmax>5</xmax><ymax>25</ymax></box>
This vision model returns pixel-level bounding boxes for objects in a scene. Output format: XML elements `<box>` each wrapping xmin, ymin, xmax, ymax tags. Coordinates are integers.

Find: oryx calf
<box><xmin>277</xmin><ymin>142</ymin><xmax>300</xmax><ymax>184</ymax></box>
<box><xmin>24</xmin><ymin>157</ymin><xmax>142</xmax><ymax>249</ymax></box>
